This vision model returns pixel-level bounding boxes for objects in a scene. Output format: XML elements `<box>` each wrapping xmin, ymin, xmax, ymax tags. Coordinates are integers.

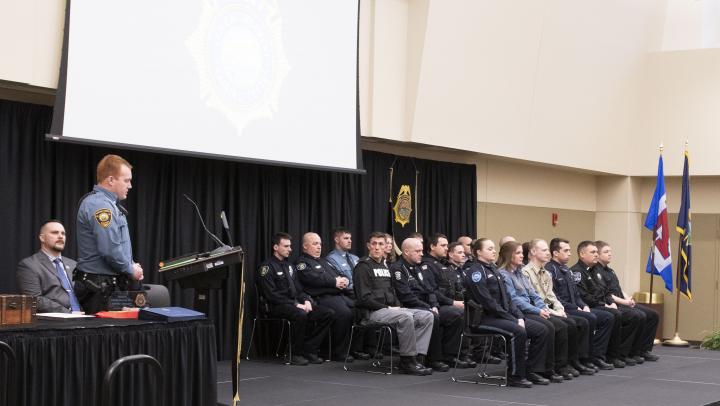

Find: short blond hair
<box><xmin>96</xmin><ymin>154</ymin><xmax>132</xmax><ymax>183</ymax></box>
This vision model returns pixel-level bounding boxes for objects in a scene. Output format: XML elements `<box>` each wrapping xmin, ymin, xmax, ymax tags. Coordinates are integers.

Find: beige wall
<box><xmin>0</xmin><ymin>0</ymin><xmax>65</xmax><ymax>88</ymax></box>
<box><xmin>633</xmin><ymin>50</ymin><xmax>720</xmax><ymax>176</ymax></box>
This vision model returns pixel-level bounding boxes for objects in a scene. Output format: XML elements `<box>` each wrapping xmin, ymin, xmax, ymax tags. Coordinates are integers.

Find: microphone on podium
<box><xmin>182</xmin><ymin>194</ymin><xmax>232</xmax><ymax>255</ymax></box>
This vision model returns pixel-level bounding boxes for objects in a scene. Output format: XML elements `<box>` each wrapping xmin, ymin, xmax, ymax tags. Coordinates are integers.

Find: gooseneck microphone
<box><xmin>182</xmin><ymin>194</ymin><xmax>231</xmax><ymax>254</ymax></box>
<box><xmin>220</xmin><ymin>210</ymin><xmax>235</xmax><ymax>247</ymax></box>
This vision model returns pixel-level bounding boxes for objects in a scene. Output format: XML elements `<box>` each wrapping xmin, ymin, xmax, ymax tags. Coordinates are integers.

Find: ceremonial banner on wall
<box><xmin>389</xmin><ymin>157</ymin><xmax>419</xmax><ymax>244</ymax></box>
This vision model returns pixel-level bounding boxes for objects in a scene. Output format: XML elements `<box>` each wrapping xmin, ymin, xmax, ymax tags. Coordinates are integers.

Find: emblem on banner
<box><xmin>393</xmin><ymin>185</ymin><xmax>413</xmax><ymax>227</ymax></box>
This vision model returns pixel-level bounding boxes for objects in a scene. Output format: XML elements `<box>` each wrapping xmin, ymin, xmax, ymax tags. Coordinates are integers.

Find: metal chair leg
<box><xmin>245</xmin><ymin>318</ymin><xmax>259</xmax><ymax>361</ymax></box>
<box><xmin>275</xmin><ymin>320</ymin><xmax>286</xmax><ymax>357</ymax></box>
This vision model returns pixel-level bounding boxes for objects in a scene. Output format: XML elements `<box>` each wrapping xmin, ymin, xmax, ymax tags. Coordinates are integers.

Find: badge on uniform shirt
<box><xmin>260</xmin><ymin>265</ymin><xmax>269</xmax><ymax>276</ymax></box>
<box><xmin>296</xmin><ymin>262</ymin><xmax>307</xmax><ymax>271</ymax></box>
<box><xmin>417</xmin><ymin>272</ymin><xmax>424</xmax><ymax>281</ymax></box>
<box><xmin>395</xmin><ymin>271</ymin><xmax>402</xmax><ymax>280</ymax></box>
<box><xmin>94</xmin><ymin>208</ymin><xmax>112</xmax><ymax>228</ymax></box>
<box><xmin>596</xmin><ymin>273</ymin><xmax>602</xmax><ymax>280</ymax></box>
<box><xmin>421</xmin><ymin>265</ymin><xmax>428</xmax><ymax>270</ymax></box>
<box><xmin>472</xmin><ymin>271</ymin><xmax>482</xmax><ymax>282</ymax></box>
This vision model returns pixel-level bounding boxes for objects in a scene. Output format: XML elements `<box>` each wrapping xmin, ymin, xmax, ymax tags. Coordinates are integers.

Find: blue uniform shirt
<box><xmin>76</xmin><ymin>185</ymin><xmax>134</xmax><ymax>276</ymax></box>
<box><xmin>325</xmin><ymin>249</ymin><xmax>358</xmax><ymax>290</ymax></box>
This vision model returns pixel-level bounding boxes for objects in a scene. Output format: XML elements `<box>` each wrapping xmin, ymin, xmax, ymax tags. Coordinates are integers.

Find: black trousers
<box><xmin>599</xmin><ymin>306</ymin><xmax>642</xmax><ymax>359</ymax></box>
<box><xmin>314</xmin><ymin>294</ymin><xmax>354</xmax><ymax>358</ymax></box>
<box><xmin>427</xmin><ymin>305</ymin><xmax>463</xmax><ymax>361</ymax></box>
<box><xmin>525</xmin><ymin>314</ymin><xmax>569</xmax><ymax>372</ymax></box>
<box><xmin>568</xmin><ymin>308</ymin><xmax>613</xmax><ymax>361</ymax></box>
<box><xmin>627</xmin><ymin>304</ymin><xmax>659</xmax><ymax>355</ymax></box>
<box><xmin>473</xmin><ymin>316</ymin><xmax>548</xmax><ymax>377</ymax></box>
<box><xmin>269</xmin><ymin>304</ymin><xmax>333</xmax><ymax>356</ymax></box>
<box><xmin>565</xmin><ymin>314</ymin><xmax>590</xmax><ymax>361</ymax></box>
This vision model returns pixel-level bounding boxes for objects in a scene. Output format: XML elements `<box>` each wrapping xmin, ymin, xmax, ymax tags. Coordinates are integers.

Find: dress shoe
<box><xmin>610</xmin><ymin>358</ymin><xmax>626</xmax><ymax>368</ymax></box>
<box><xmin>527</xmin><ymin>372</ymin><xmax>550</xmax><ymax>385</ymax></box>
<box><xmin>427</xmin><ymin>360</ymin><xmax>450</xmax><ymax>372</ymax></box>
<box><xmin>473</xmin><ymin>352</ymin><xmax>502</xmax><ymax>364</ymax></box>
<box><xmin>399</xmin><ymin>356</ymin><xmax>432</xmax><ymax>376</ymax></box>
<box><xmin>565</xmin><ymin>365</ymin><xmax>580</xmax><ymax>378</ymax></box>
<box><xmin>621</xmin><ymin>356</ymin><xmax>636</xmax><ymax>366</ymax></box>
<box><xmin>331</xmin><ymin>355</ymin><xmax>353</xmax><ymax>363</ymax></box>
<box><xmin>459</xmin><ymin>354</ymin><xmax>477</xmax><ymax>368</ymax></box>
<box><xmin>305</xmin><ymin>353</ymin><xmax>324</xmax><ymax>364</ymax></box>
<box><xmin>368</xmin><ymin>351</ymin><xmax>384</xmax><ymax>360</ymax></box>
<box><xmin>642</xmin><ymin>351</ymin><xmax>659</xmax><ymax>361</ymax></box>
<box><xmin>572</xmin><ymin>361</ymin><xmax>595</xmax><ymax>375</ymax></box>
<box><xmin>507</xmin><ymin>375</ymin><xmax>533</xmax><ymax>388</ymax></box>
<box><xmin>582</xmin><ymin>361</ymin><xmax>600</xmax><ymax>372</ymax></box>
<box><xmin>290</xmin><ymin>355</ymin><xmax>309</xmax><ymax>366</ymax></box>
<box><xmin>542</xmin><ymin>371</ymin><xmax>565</xmax><ymax>383</ymax></box>
<box><xmin>630</xmin><ymin>355</ymin><xmax>645</xmax><ymax>364</ymax></box>
<box><xmin>593</xmin><ymin>359</ymin><xmax>614</xmax><ymax>370</ymax></box>
<box><xmin>558</xmin><ymin>366</ymin><xmax>575</xmax><ymax>380</ymax></box>
<box><xmin>351</xmin><ymin>351</ymin><xmax>371</xmax><ymax>360</ymax></box>
<box><xmin>445</xmin><ymin>358</ymin><xmax>471</xmax><ymax>369</ymax></box>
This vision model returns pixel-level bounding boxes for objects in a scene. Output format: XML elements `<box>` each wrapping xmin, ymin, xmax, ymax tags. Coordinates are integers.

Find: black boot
<box><xmin>399</xmin><ymin>356</ymin><xmax>432</xmax><ymax>376</ymax></box>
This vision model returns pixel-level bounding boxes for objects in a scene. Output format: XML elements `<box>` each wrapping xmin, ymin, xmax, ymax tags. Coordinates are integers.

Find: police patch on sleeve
<box><xmin>260</xmin><ymin>265</ymin><xmax>269</xmax><ymax>276</ymax></box>
<box><xmin>471</xmin><ymin>271</ymin><xmax>482</xmax><ymax>283</ymax></box>
<box><xmin>395</xmin><ymin>271</ymin><xmax>402</xmax><ymax>280</ymax></box>
<box><xmin>296</xmin><ymin>262</ymin><xmax>307</xmax><ymax>271</ymax></box>
<box><xmin>94</xmin><ymin>208</ymin><xmax>112</xmax><ymax>228</ymax></box>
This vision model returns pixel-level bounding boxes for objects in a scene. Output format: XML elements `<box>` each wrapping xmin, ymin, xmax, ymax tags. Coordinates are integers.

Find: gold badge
<box><xmin>134</xmin><ymin>293</ymin><xmax>147</xmax><ymax>308</ymax></box>
<box><xmin>260</xmin><ymin>265</ymin><xmax>269</xmax><ymax>276</ymax></box>
<box><xmin>94</xmin><ymin>209</ymin><xmax>112</xmax><ymax>228</ymax></box>
<box><xmin>393</xmin><ymin>185</ymin><xmax>413</xmax><ymax>227</ymax></box>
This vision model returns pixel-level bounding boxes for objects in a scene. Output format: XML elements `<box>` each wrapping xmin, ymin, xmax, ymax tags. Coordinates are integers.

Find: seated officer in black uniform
<box><xmin>390</xmin><ymin>237</ymin><xmax>465</xmax><ymax>371</ymax></box>
<box><xmin>547</xmin><ymin>238</ymin><xmax>611</xmax><ymax>373</ymax></box>
<box><xmin>257</xmin><ymin>232</ymin><xmax>333</xmax><ymax>365</ymax></box>
<box><xmin>295</xmin><ymin>232</ymin><xmax>355</xmax><ymax>362</ymax></box>
<box><xmin>444</xmin><ymin>242</ymin><xmax>479</xmax><ymax>367</ymax></box>
<box><xmin>353</xmin><ymin>232</ymin><xmax>434</xmax><ymax>376</ymax></box>
<box><xmin>595</xmin><ymin>241</ymin><xmax>659</xmax><ymax>362</ymax></box>
<box><xmin>572</xmin><ymin>240</ymin><xmax>640</xmax><ymax>368</ymax></box>
<box><xmin>462</xmin><ymin>238</ymin><xmax>550</xmax><ymax>388</ymax></box>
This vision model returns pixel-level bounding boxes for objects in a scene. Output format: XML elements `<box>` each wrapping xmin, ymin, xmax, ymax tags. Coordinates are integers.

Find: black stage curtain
<box><xmin>0</xmin><ymin>99</ymin><xmax>476</xmax><ymax>359</ymax></box>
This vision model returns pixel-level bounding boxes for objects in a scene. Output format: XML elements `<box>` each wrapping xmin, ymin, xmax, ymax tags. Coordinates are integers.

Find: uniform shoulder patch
<box><xmin>296</xmin><ymin>262</ymin><xmax>307</xmax><ymax>271</ymax></box>
<box><xmin>94</xmin><ymin>208</ymin><xmax>112</xmax><ymax>228</ymax></box>
<box><xmin>421</xmin><ymin>265</ymin><xmax>428</xmax><ymax>270</ymax></box>
<box><xmin>471</xmin><ymin>271</ymin><xmax>482</xmax><ymax>283</ymax></box>
<box><xmin>260</xmin><ymin>265</ymin><xmax>270</xmax><ymax>276</ymax></box>
<box><xmin>394</xmin><ymin>271</ymin><xmax>402</xmax><ymax>280</ymax></box>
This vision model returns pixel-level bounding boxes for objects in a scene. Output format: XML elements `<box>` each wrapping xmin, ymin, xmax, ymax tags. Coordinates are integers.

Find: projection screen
<box><xmin>50</xmin><ymin>0</ymin><xmax>361</xmax><ymax>172</ymax></box>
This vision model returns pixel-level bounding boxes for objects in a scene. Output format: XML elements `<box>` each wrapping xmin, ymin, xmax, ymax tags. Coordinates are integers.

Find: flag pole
<box><xmin>648</xmin><ymin>142</ymin><xmax>661</xmax><ymax>345</ymax></box>
<box><xmin>663</xmin><ymin>140</ymin><xmax>689</xmax><ymax>347</ymax></box>
<box><xmin>648</xmin><ymin>241</ymin><xmax>661</xmax><ymax>345</ymax></box>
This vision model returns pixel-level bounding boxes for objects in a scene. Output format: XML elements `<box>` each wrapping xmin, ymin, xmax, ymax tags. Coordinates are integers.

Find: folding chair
<box><xmin>451</xmin><ymin>299</ymin><xmax>508</xmax><ymax>386</ymax></box>
<box><xmin>245</xmin><ymin>283</ymin><xmax>332</xmax><ymax>363</ymax></box>
<box><xmin>245</xmin><ymin>283</ymin><xmax>294</xmax><ymax>364</ymax></box>
<box><xmin>343</xmin><ymin>311</ymin><xmax>396</xmax><ymax>374</ymax></box>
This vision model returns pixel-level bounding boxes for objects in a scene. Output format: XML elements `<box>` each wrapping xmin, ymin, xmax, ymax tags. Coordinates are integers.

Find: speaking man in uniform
<box><xmin>74</xmin><ymin>154</ymin><xmax>144</xmax><ymax>313</ymax></box>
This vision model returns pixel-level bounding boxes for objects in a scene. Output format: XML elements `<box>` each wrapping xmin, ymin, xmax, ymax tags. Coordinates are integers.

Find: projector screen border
<box><xmin>44</xmin><ymin>133</ymin><xmax>367</xmax><ymax>175</ymax></box>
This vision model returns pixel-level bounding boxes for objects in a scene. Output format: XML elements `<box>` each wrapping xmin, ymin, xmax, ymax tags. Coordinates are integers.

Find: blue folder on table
<box><xmin>138</xmin><ymin>307</ymin><xmax>206</xmax><ymax>321</ymax></box>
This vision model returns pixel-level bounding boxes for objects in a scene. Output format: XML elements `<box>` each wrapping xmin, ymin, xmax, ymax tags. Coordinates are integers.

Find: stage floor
<box><xmin>218</xmin><ymin>345</ymin><xmax>720</xmax><ymax>406</ymax></box>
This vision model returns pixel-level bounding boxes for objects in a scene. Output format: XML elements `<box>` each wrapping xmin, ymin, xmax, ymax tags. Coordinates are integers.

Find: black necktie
<box><xmin>345</xmin><ymin>253</ymin><xmax>355</xmax><ymax>269</ymax></box>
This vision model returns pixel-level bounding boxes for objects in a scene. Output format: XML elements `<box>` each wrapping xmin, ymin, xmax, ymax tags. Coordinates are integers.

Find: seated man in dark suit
<box><xmin>16</xmin><ymin>220</ymin><xmax>81</xmax><ymax>313</ymax></box>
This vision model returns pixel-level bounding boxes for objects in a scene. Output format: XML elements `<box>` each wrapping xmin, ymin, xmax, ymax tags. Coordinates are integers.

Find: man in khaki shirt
<box><xmin>522</xmin><ymin>239</ymin><xmax>598</xmax><ymax>375</ymax></box>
